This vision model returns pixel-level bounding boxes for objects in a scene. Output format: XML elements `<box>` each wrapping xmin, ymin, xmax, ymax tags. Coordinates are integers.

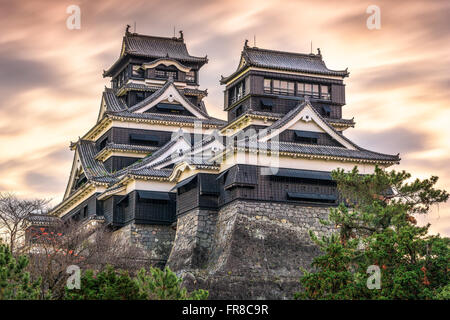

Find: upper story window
<box><xmin>116</xmin><ymin>69</ymin><xmax>127</xmax><ymax>88</ymax></box>
<box><xmin>272</xmin><ymin>80</ymin><xmax>295</xmax><ymax>95</ymax></box>
<box><xmin>264</xmin><ymin>78</ymin><xmax>294</xmax><ymax>95</ymax></box>
<box><xmin>320</xmin><ymin>85</ymin><xmax>330</xmax><ymax>100</ymax></box>
<box><xmin>186</xmin><ymin>71</ymin><xmax>196</xmax><ymax>83</ymax></box>
<box><xmin>228</xmin><ymin>80</ymin><xmax>246</xmax><ymax>105</ymax></box>
<box><xmin>298</xmin><ymin>83</ymin><xmax>330</xmax><ymax>100</ymax></box>
<box><xmin>264</xmin><ymin>79</ymin><xmax>271</xmax><ymax>93</ymax></box>
<box><xmin>99</xmin><ymin>137</ymin><xmax>108</xmax><ymax>151</ymax></box>
<box><xmin>155</xmin><ymin>67</ymin><xmax>178</xmax><ymax>80</ymax></box>
<box><xmin>131</xmin><ymin>65</ymin><xmax>144</xmax><ymax>78</ymax></box>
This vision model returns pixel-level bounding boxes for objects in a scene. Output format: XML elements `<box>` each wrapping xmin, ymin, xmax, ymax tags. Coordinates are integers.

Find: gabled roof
<box><xmin>104</xmin><ymin>30</ymin><xmax>208</xmax><ymax>77</ymax></box>
<box><xmin>112</xmin><ymin>131</ymin><xmax>192</xmax><ymax>177</ymax></box>
<box><xmin>257</xmin><ymin>100</ymin><xmax>357</xmax><ymax>150</ymax></box>
<box><xmin>77</xmin><ymin>140</ymin><xmax>116</xmax><ymax>184</ymax></box>
<box><xmin>94</xmin><ymin>143</ymin><xmax>158</xmax><ymax>161</ymax></box>
<box><xmin>106</xmin><ymin>110</ymin><xmax>225</xmax><ymax>127</ymax></box>
<box><xmin>97</xmin><ymin>88</ymin><xmax>127</xmax><ymax>121</ymax></box>
<box><xmin>221</xmin><ymin>44</ymin><xmax>349</xmax><ymax>84</ymax></box>
<box><xmin>126</xmin><ymin>80</ymin><xmax>210</xmax><ymax>118</ymax></box>
<box><xmin>115</xmin><ymin>82</ymin><xmax>208</xmax><ymax>99</ymax></box>
<box><xmin>232</xmin><ymin>140</ymin><xmax>400</xmax><ymax>163</ymax></box>
<box><xmin>237</xmin><ymin>99</ymin><xmax>400</xmax><ymax>164</ymax></box>
<box><xmin>63</xmin><ymin>140</ymin><xmax>117</xmax><ymax>200</ymax></box>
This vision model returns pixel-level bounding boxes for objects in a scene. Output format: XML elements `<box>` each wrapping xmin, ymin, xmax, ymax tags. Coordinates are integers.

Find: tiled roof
<box><xmin>112</xmin><ymin>134</ymin><xmax>188</xmax><ymax>177</ymax></box>
<box><xmin>104</xmin><ymin>31</ymin><xmax>207</xmax><ymax>77</ymax></box>
<box><xmin>103</xmin><ymin>88</ymin><xmax>127</xmax><ymax>112</ymax></box>
<box><xmin>123</xmin><ymin>33</ymin><xmax>207</xmax><ymax>63</ymax></box>
<box><xmin>77</xmin><ymin>140</ymin><xmax>116</xmax><ymax>184</ymax></box>
<box><xmin>222</xmin><ymin>108</ymin><xmax>354</xmax><ymax>131</ymax></box>
<box><xmin>234</xmin><ymin>140</ymin><xmax>399</xmax><ymax>163</ymax></box>
<box><xmin>221</xmin><ymin>45</ymin><xmax>348</xmax><ymax>84</ymax></box>
<box><xmin>26</xmin><ymin>214</ymin><xmax>60</xmax><ymax>225</ymax></box>
<box><xmin>128</xmin><ymin>167</ymin><xmax>173</xmax><ymax>178</ymax></box>
<box><xmin>127</xmin><ymin>80</ymin><xmax>173</xmax><ymax>112</ymax></box>
<box><xmin>234</xmin><ymin>101</ymin><xmax>399</xmax><ymax>163</ymax></box>
<box><xmin>101</xmin><ymin>143</ymin><xmax>157</xmax><ymax>154</ymax></box>
<box><xmin>117</xmin><ymin>82</ymin><xmax>207</xmax><ymax>98</ymax></box>
<box><xmin>107</xmin><ymin>110</ymin><xmax>226</xmax><ymax>126</ymax></box>
<box><xmin>126</xmin><ymin>80</ymin><xmax>211</xmax><ymax>118</ymax></box>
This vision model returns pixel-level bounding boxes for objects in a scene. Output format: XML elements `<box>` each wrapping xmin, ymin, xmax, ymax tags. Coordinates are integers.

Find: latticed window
<box><xmin>228</xmin><ymin>80</ymin><xmax>246</xmax><ymax>105</ymax></box>
<box><xmin>320</xmin><ymin>85</ymin><xmax>330</xmax><ymax>100</ymax></box>
<box><xmin>186</xmin><ymin>71</ymin><xmax>196</xmax><ymax>82</ymax></box>
<box><xmin>272</xmin><ymin>80</ymin><xmax>294</xmax><ymax>95</ymax></box>
<box><xmin>264</xmin><ymin>79</ymin><xmax>271</xmax><ymax>93</ymax></box>
<box><xmin>155</xmin><ymin>68</ymin><xmax>178</xmax><ymax>80</ymax></box>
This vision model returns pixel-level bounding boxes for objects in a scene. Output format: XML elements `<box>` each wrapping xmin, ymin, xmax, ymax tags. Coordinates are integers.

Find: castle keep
<box><xmin>46</xmin><ymin>28</ymin><xmax>400</xmax><ymax>298</ymax></box>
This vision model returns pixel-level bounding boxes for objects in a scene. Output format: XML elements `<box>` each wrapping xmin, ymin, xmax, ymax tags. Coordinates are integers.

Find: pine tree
<box><xmin>296</xmin><ymin>166</ymin><xmax>449</xmax><ymax>300</ymax></box>
<box><xmin>136</xmin><ymin>266</ymin><xmax>208</xmax><ymax>300</ymax></box>
<box><xmin>0</xmin><ymin>243</ymin><xmax>41</xmax><ymax>300</ymax></box>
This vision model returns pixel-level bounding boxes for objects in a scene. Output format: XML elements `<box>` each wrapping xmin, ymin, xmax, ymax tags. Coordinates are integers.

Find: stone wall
<box><xmin>167</xmin><ymin>209</ymin><xmax>218</xmax><ymax>271</ymax></box>
<box><xmin>113</xmin><ymin>223</ymin><xmax>176</xmax><ymax>268</ymax></box>
<box><xmin>168</xmin><ymin>200</ymin><xmax>335</xmax><ymax>299</ymax></box>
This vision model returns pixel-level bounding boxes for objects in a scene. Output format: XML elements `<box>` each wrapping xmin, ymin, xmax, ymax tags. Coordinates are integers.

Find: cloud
<box><xmin>0</xmin><ymin>0</ymin><xmax>448</xmax><ymax>234</ymax></box>
<box><xmin>346</xmin><ymin>127</ymin><xmax>431</xmax><ymax>156</ymax></box>
<box><xmin>23</xmin><ymin>171</ymin><xmax>63</xmax><ymax>193</ymax></box>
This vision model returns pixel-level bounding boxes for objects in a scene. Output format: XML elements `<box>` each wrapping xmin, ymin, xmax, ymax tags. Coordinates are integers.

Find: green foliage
<box><xmin>136</xmin><ymin>267</ymin><xmax>208</xmax><ymax>300</ymax></box>
<box><xmin>0</xmin><ymin>243</ymin><xmax>41</xmax><ymax>300</ymax></box>
<box><xmin>65</xmin><ymin>265</ymin><xmax>143</xmax><ymax>300</ymax></box>
<box><xmin>296</xmin><ymin>166</ymin><xmax>450</xmax><ymax>300</ymax></box>
<box><xmin>65</xmin><ymin>265</ymin><xmax>208</xmax><ymax>300</ymax></box>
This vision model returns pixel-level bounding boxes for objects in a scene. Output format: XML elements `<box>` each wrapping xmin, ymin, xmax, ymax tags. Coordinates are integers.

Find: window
<box><xmin>130</xmin><ymin>134</ymin><xmax>159</xmax><ymax>146</ymax></box>
<box><xmin>228</xmin><ymin>80</ymin><xmax>246</xmax><ymax>105</ymax></box>
<box><xmin>264</xmin><ymin>79</ymin><xmax>271</xmax><ymax>93</ymax></box>
<box><xmin>272</xmin><ymin>80</ymin><xmax>294</xmax><ymax>95</ymax></box>
<box><xmin>131</xmin><ymin>65</ymin><xmax>144</xmax><ymax>78</ymax></box>
<box><xmin>260</xmin><ymin>98</ymin><xmax>273</xmax><ymax>111</ymax></box>
<box><xmin>155</xmin><ymin>67</ymin><xmax>178</xmax><ymax>80</ymax></box>
<box><xmin>320</xmin><ymin>85</ymin><xmax>330</xmax><ymax>100</ymax></box>
<box><xmin>298</xmin><ymin>83</ymin><xmax>325</xmax><ymax>99</ymax></box>
<box><xmin>99</xmin><ymin>137</ymin><xmax>108</xmax><ymax>150</ymax></box>
<box><xmin>297</xmin><ymin>83</ymin><xmax>305</xmax><ymax>95</ymax></box>
<box><xmin>294</xmin><ymin>130</ymin><xmax>319</xmax><ymax>144</ymax></box>
<box><xmin>82</xmin><ymin>206</ymin><xmax>88</xmax><ymax>218</ymax></box>
<box><xmin>312</xmin><ymin>84</ymin><xmax>319</xmax><ymax>98</ymax></box>
<box><xmin>186</xmin><ymin>71</ymin><xmax>196</xmax><ymax>82</ymax></box>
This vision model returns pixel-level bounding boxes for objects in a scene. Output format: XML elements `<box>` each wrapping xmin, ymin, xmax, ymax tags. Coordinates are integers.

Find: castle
<box><xmin>43</xmin><ymin>27</ymin><xmax>400</xmax><ymax>299</ymax></box>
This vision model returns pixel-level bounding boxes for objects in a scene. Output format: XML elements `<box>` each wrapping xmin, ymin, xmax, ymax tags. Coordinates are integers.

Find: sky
<box><xmin>0</xmin><ymin>0</ymin><xmax>449</xmax><ymax>235</ymax></box>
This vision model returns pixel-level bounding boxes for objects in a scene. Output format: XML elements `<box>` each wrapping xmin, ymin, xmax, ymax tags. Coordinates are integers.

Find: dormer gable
<box><xmin>258</xmin><ymin>100</ymin><xmax>357</xmax><ymax>150</ymax></box>
<box><xmin>127</xmin><ymin>80</ymin><xmax>208</xmax><ymax>119</ymax></box>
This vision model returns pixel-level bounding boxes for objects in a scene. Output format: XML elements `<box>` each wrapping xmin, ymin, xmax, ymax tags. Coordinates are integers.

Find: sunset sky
<box><xmin>0</xmin><ymin>0</ymin><xmax>449</xmax><ymax>235</ymax></box>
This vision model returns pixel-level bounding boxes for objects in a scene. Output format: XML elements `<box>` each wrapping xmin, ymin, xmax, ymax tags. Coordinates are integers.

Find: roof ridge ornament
<box><xmin>125</xmin><ymin>24</ymin><xmax>131</xmax><ymax>35</ymax></box>
<box><xmin>244</xmin><ymin>39</ymin><xmax>249</xmax><ymax>48</ymax></box>
<box><xmin>179</xmin><ymin>30</ymin><xmax>184</xmax><ymax>40</ymax></box>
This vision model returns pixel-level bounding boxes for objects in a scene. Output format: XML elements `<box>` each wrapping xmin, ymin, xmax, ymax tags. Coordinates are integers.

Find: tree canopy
<box><xmin>297</xmin><ymin>166</ymin><xmax>449</xmax><ymax>300</ymax></box>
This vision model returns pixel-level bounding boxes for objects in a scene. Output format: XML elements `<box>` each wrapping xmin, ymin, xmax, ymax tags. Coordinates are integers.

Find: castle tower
<box><xmin>50</xmin><ymin>28</ymin><xmax>225</xmax><ymax>266</ymax></box>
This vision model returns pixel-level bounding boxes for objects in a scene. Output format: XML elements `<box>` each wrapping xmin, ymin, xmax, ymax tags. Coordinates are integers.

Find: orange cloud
<box><xmin>0</xmin><ymin>0</ymin><xmax>448</xmax><ymax>235</ymax></box>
